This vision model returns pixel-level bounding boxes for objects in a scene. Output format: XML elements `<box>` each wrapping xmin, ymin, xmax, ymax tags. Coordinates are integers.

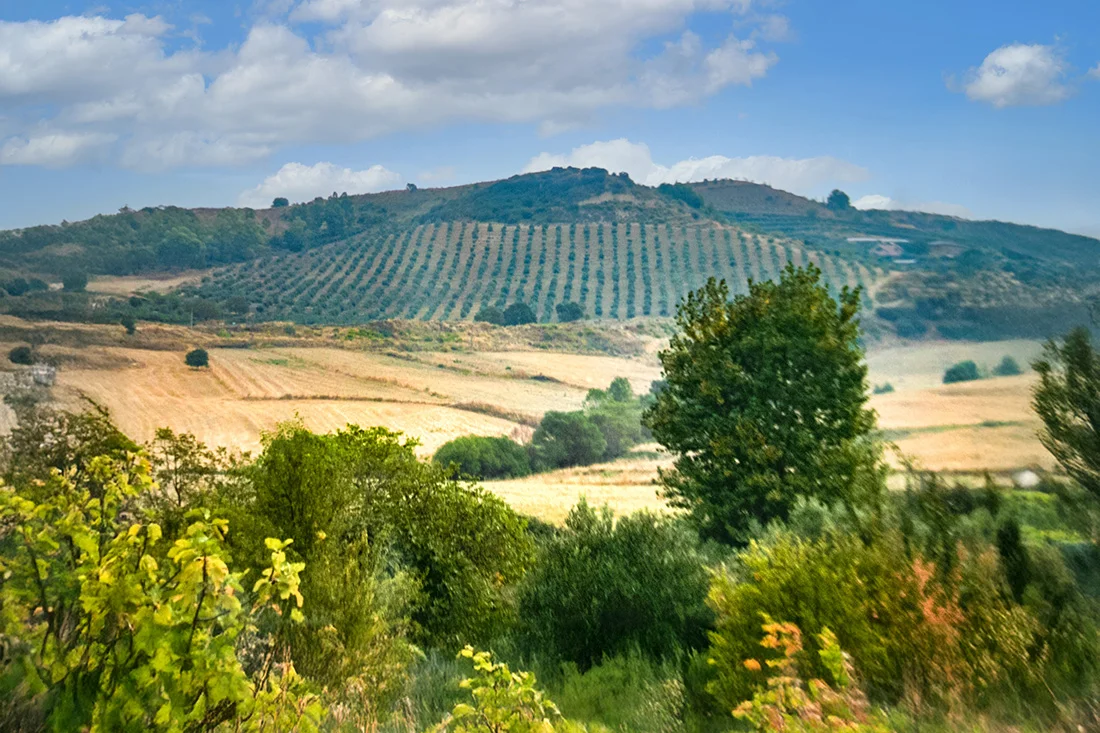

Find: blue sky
<box><xmin>1</xmin><ymin>0</ymin><xmax>1098</xmax><ymax>237</ymax></box>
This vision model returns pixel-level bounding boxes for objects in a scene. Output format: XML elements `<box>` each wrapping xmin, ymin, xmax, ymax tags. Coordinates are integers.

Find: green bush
<box><xmin>62</xmin><ymin>270</ymin><xmax>88</xmax><ymax>292</ymax></box>
<box><xmin>943</xmin><ymin>360</ymin><xmax>981</xmax><ymax>384</ymax></box>
<box><xmin>8</xmin><ymin>345</ymin><xmax>33</xmax><ymax>365</ymax></box>
<box><xmin>519</xmin><ymin>502</ymin><xmax>711</xmax><ymax>669</ymax></box>
<box><xmin>993</xmin><ymin>355</ymin><xmax>1023</xmax><ymax>377</ymax></box>
<box><xmin>433</xmin><ymin>435</ymin><xmax>531</xmax><ymax>480</ymax></box>
<box><xmin>503</xmin><ymin>302</ymin><xmax>538</xmax><ymax>326</ymax></box>
<box><xmin>556</xmin><ymin>301</ymin><xmax>585</xmax><ymax>322</ymax></box>
<box><xmin>231</xmin><ymin>422</ymin><xmax>535</xmax><ymax>650</ymax></box>
<box><xmin>184</xmin><ymin>348</ymin><xmax>209</xmax><ymax>368</ymax></box>
<box><xmin>475</xmin><ymin>305</ymin><xmax>505</xmax><ymax>325</ymax></box>
<box><xmin>530</xmin><ymin>411</ymin><xmax>607</xmax><ymax>470</ymax></box>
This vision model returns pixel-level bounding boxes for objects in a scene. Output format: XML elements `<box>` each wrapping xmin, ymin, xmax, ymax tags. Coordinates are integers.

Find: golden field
<box><xmin>0</xmin><ymin>317</ymin><xmax>1053</xmax><ymax>521</ymax></box>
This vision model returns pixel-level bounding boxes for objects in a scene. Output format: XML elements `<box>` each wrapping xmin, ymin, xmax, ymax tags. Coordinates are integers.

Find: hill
<box><xmin>0</xmin><ymin>167</ymin><xmax>1097</xmax><ymax>340</ymax></box>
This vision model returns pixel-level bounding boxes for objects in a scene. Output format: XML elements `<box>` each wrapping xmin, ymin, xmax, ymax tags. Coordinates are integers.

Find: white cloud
<box><xmin>852</xmin><ymin>194</ymin><xmax>971</xmax><ymax>219</ymax></box>
<box><xmin>238</xmin><ymin>161</ymin><xmax>402</xmax><ymax>207</ymax></box>
<box><xmin>0</xmin><ymin>3</ymin><xmax>787</xmax><ymax>169</ymax></box>
<box><xmin>0</xmin><ymin>132</ymin><xmax>117</xmax><ymax>167</ymax></box>
<box><xmin>961</xmin><ymin>43</ymin><xmax>1070</xmax><ymax>107</ymax></box>
<box><xmin>1089</xmin><ymin>63</ymin><xmax>1100</xmax><ymax>80</ymax></box>
<box><xmin>523</xmin><ymin>139</ymin><xmax>869</xmax><ymax>197</ymax></box>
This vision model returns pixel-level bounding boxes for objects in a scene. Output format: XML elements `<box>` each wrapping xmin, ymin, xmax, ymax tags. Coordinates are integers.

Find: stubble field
<box><xmin>0</xmin><ymin>318</ymin><xmax>1051</xmax><ymax>521</ymax></box>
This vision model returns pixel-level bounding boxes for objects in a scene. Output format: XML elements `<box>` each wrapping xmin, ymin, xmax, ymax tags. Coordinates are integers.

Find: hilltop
<box><xmin>0</xmin><ymin>167</ymin><xmax>1097</xmax><ymax>341</ymax></box>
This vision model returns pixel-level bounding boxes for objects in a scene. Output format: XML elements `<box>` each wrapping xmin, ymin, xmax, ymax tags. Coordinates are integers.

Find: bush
<box><xmin>556</xmin><ymin>301</ymin><xmax>585</xmax><ymax>323</ymax></box>
<box><xmin>272</xmin><ymin>197</ymin><xmax>290</xmax><ymax>207</ymax></box>
<box><xmin>184</xmin><ymin>348</ymin><xmax>209</xmax><ymax>368</ymax></box>
<box><xmin>62</xmin><ymin>270</ymin><xmax>88</xmax><ymax>292</ymax></box>
<box><xmin>0</xmin><ymin>455</ymin><xmax>322</xmax><ymax>731</ymax></box>
<box><xmin>3</xmin><ymin>277</ymin><xmax>30</xmax><ymax>296</ymax></box>
<box><xmin>433</xmin><ymin>435</ymin><xmax>532</xmax><ymax>480</ymax></box>
<box><xmin>234</xmin><ymin>422</ymin><xmax>535</xmax><ymax>650</ymax></box>
<box><xmin>530</xmin><ymin>411</ymin><xmax>607</xmax><ymax>469</ymax></box>
<box><xmin>474</xmin><ymin>305</ymin><xmax>505</xmax><ymax>325</ymax></box>
<box><xmin>8</xmin><ymin>345</ymin><xmax>33</xmax><ymax>365</ymax></box>
<box><xmin>993</xmin><ymin>355</ymin><xmax>1023</xmax><ymax>377</ymax></box>
<box><xmin>503</xmin><ymin>302</ymin><xmax>538</xmax><ymax>326</ymax></box>
<box><xmin>519</xmin><ymin>502</ymin><xmax>711</xmax><ymax>669</ymax></box>
<box><xmin>120</xmin><ymin>313</ymin><xmax>136</xmax><ymax>335</ymax></box>
<box><xmin>943</xmin><ymin>360</ymin><xmax>981</xmax><ymax>384</ymax></box>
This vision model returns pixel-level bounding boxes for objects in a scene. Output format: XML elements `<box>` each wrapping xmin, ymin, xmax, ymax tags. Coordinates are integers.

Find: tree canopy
<box><xmin>644</xmin><ymin>264</ymin><xmax>880</xmax><ymax>544</ymax></box>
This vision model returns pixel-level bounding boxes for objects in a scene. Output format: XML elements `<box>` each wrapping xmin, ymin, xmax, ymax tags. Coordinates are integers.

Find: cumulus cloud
<box><xmin>238</xmin><ymin>161</ymin><xmax>402</xmax><ymax>207</ymax></box>
<box><xmin>0</xmin><ymin>3</ymin><xmax>788</xmax><ymax>169</ymax></box>
<box><xmin>960</xmin><ymin>43</ymin><xmax>1070</xmax><ymax>107</ymax></box>
<box><xmin>0</xmin><ymin>132</ymin><xmax>117</xmax><ymax>167</ymax></box>
<box><xmin>852</xmin><ymin>194</ymin><xmax>971</xmax><ymax>219</ymax></box>
<box><xmin>1090</xmin><ymin>63</ymin><xmax>1100</xmax><ymax>80</ymax></box>
<box><xmin>523</xmin><ymin>139</ymin><xmax>869</xmax><ymax>197</ymax></box>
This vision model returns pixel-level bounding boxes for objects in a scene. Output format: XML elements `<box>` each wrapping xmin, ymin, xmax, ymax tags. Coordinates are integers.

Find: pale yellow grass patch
<box><xmin>871</xmin><ymin>375</ymin><xmax>1036</xmax><ymax>430</ymax></box>
<box><xmin>484</xmin><ymin>454</ymin><xmax>672</xmax><ymax>523</ymax></box>
<box><xmin>420</xmin><ymin>351</ymin><xmax>663</xmax><ymax>393</ymax></box>
<box><xmin>86</xmin><ymin>270</ymin><xmax>211</xmax><ymax>296</ymax></box>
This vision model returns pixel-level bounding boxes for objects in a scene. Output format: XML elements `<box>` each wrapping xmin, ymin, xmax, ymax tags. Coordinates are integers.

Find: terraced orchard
<box><xmin>192</xmin><ymin>222</ymin><xmax>888</xmax><ymax>324</ymax></box>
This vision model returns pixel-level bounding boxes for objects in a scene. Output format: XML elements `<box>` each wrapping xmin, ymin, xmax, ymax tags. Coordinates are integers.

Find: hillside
<box><xmin>186</xmin><ymin>221</ymin><xmax>883</xmax><ymax>324</ymax></box>
<box><xmin>0</xmin><ymin>167</ymin><xmax>1097</xmax><ymax>340</ymax></box>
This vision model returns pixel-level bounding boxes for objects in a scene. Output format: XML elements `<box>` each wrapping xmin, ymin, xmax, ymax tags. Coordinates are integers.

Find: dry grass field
<box><xmin>86</xmin><ymin>270</ymin><xmax>211</xmax><ymax>296</ymax></box>
<box><xmin>0</xmin><ymin>315</ymin><xmax>1054</xmax><ymax>521</ymax></box>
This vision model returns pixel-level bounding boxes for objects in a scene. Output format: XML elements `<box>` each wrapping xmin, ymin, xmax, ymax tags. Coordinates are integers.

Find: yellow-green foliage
<box><xmin>431</xmin><ymin>648</ymin><xmax>606</xmax><ymax>733</ymax></box>
<box><xmin>0</xmin><ymin>455</ymin><xmax>323</xmax><ymax>731</ymax></box>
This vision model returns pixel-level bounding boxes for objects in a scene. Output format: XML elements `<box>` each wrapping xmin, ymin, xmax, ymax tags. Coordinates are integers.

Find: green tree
<box><xmin>530</xmin><ymin>411</ymin><xmax>607</xmax><ymax>469</ymax></box>
<box><xmin>121</xmin><ymin>313</ymin><xmax>137</xmax><ymax>335</ymax></box>
<box><xmin>1033</xmin><ymin>328</ymin><xmax>1100</xmax><ymax>507</ymax></box>
<box><xmin>556</xmin><ymin>301</ymin><xmax>585</xmax><ymax>322</ymax></box>
<box><xmin>643</xmin><ymin>265</ymin><xmax>880</xmax><ymax>545</ymax></box>
<box><xmin>434</xmin><ymin>435</ymin><xmax>532</xmax><ymax>479</ymax></box>
<box><xmin>474</xmin><ymin>305</ymin><xmax>505</xmax><ymax>325</ymax></box>
<box><xmin>62</xmin><ymin>270</ymin><xmax>88</xmax><ymax>292</ymax></box>
<box><xmin>8</xmin><ymin>345</ymin><xmax>33</xmax><ymax>365</ymax></box>
<box><xmin>232</xmin><ymin>423</ymin><xmax>534</xmax><ymax>651</ymax></box>
<box><xmin>272</xmin><ymin>197</ymin><xmax>290</xmax><ymax>208</ymax></box>
<box><xmin>826</xmin><ymin>190</ymin><xmax>851</xmax><ymax>211</ymax></box>
<box><xmin>185</xmin><ymin>348</ymin><xmax>210</xmax><ymax>368</ymax></box>
<box><xmin>503</xmin><ymin>302</ymin><xmax>538</xmax><ymax>326</ymax></box>
<box><xmin>607</xmin><ymin>377</ymin><xmax>633</xmax><ymax>403</ymax></box>
<box><xmin>943</xmin><ymin>360</ymin><xmax>981</xmax><ymax>384</ymax></box>
<box><xmin>993</xmin><ymin>355</ymin><xmax>1023</xmax><ymax>377</ymax></box>
<box><xmin>519</xmin><ymin>502</ymin><xmax>711</xmax><ymax>669</ymax></box>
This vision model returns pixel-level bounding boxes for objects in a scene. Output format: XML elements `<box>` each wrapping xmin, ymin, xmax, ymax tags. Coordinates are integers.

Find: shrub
<box><xmin>8</xmin><ymin>345</ymin><xmax>33</xmax><ymax>365</ymax></box>
<box><xmin>234</xmin><ymin>422</ymin><xmax>535</xmax><ymax>650</ymax></box>
<box><xmin>474</xmin><ymin>305</ymin><xmax>505</xmax><ymax>325</ymax></box>
<box><xmin>0</xmin><ymin>455</ymin><xmax>322</xmax><ymax>731</ymax></box>
<box><xmin>434</xmin><ymin>435</ymin><xmax>532</xmax><ymax>480</ymax></box>
<box><xmin>504</xmin><ymin>302</ymin><xmax>538</xmax><ymax>326</ymax></box>
<box><xmin>530</xmin><ymin>411</ymin><xmax>607</xmax><ymax>470</ymax></box>
<box><xmin>120</xmin><ymin>313</ymin><xmax>136</xmax><ymax>335</ymax></box>
<box><xmin>185</xmin><ymin>348</ymin><xmax>209</xmax><ymax>368</ymax></box>
<box><xmin>519</xmin><ymin>502</ymin><xmax>711</xmax><ymax>669</ymax></box>
<box><xmin>943</xmin><ymin>360</ymin><xmax>981</xmax><ymax>384</ymax></box>
<box><xmin>556</xmin><ymin>301</ymin><xmax>585</xmax><ymax>322</ymax></box>
<box><xmin>62</xmin><ymin>270</ymin><xmax>88</xmax><ymax>292</ymax></box>
<box><xmin>993</xmin><ymin>355</ymin><xmax>1023</xmax><ymax>377</ymax></box>
<box><xmin>272</xmin><ymin>197</ymin><xmax>290</xmax><ymax>207</ymax></box>
<box><xmin>3</xmin><ymin>277</ymin><xmax>30</xmax><ymax>296</ymax></box>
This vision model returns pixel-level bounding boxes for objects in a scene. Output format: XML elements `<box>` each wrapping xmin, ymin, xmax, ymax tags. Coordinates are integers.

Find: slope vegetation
<box><xmin>189</xmin><ymin>221</ymin><xmax>885</xmax><ymax>324</ymax></box>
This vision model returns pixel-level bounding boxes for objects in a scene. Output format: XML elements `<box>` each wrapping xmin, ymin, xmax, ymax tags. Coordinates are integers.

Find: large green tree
<box><xmin>1033</xmin><ymin>327</ymin><xmax>1100</xmax><ymax>506</ymax></box>
<box><xmin>643</xmin><ymin>264</ymin><xmax>881</xmax><ymax>544</ymax></box>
